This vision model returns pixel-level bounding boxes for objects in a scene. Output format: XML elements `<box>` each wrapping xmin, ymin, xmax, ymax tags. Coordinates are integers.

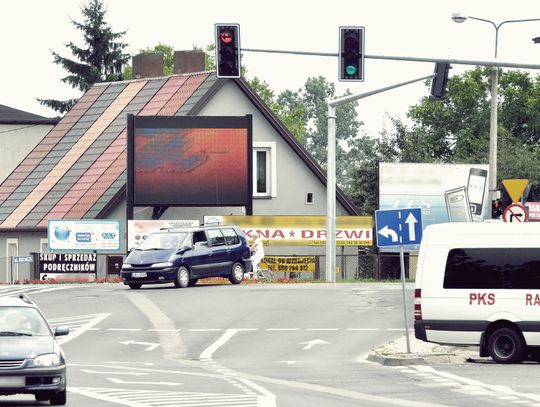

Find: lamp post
<box><xmin>452</xmin><ymin>14</ymin><xmax>540</xmax><ymax>216</ymax></box>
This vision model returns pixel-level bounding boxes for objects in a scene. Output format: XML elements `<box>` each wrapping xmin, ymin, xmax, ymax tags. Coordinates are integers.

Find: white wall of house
<box><xmin>0</xmin><ymin>124</ymin><xmax>53</xmax><ymax>183</ymax></box>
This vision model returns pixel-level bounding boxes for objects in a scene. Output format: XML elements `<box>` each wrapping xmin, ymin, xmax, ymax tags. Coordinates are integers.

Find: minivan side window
<box><xmin>207</xmin><ymin>229</ymin><xmax>226</xmax><ymax>246</ymax></box>
<box><xmin>221</xmin><ymin>228</ymin><xmax>240</xmax><ymax>245</ymax></box>
<box><xmin>444</xmin><ymin>248</ymin><xmax>540</xmax><ymax>289</ymax></box>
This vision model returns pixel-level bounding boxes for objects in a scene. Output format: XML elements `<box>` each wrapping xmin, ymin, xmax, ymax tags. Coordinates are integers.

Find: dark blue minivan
<box><xmin>121</xmin><ymin>225</ymin><xmax>252</xmax><ymax>289</ymax></box>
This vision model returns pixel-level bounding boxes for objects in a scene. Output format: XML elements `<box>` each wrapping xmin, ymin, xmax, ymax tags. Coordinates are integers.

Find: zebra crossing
<box><xmin>69</xmin><ymin>387</ymin><xmax>270</xmax><ymax>407</ymax></box>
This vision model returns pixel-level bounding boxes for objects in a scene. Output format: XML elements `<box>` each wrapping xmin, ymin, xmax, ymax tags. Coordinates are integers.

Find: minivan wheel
<box><xmin>229</xmin><ymin>262</ymin><xmax>244</xmax><ymax>284</ymax></box>
<box><xmin>488</xmin><ymin>327</ymin><xmax>525</xmax><ymax>364</ymax></box>
<box><xmin>128</xmin><ymin>283</ymin><xmax>142</xmax><ymax>289</ymax></box>
<box><xmin>174</xmin><ymin>266</ymin><xmax>190</xmax><ymax>288</ymax></box>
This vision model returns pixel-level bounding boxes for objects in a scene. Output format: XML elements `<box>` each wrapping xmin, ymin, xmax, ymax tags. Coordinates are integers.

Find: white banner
<box><xmin>48</xmin><ymin>220</ymin><xmax>121</xmax><ymax>251</ymax></box>
<box><xmin>127</xmin><ymin>220</ymin><xmax>199</xmax><ymax>251</ymax></box>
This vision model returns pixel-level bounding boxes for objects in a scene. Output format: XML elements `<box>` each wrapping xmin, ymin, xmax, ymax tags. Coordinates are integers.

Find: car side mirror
<box><xmin>54</xmin><ymin>326</ymin><xmax>69</xmax><ymax>337</ymax></box>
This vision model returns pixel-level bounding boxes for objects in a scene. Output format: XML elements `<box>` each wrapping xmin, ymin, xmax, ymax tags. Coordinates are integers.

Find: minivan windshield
<box><xmin>137</xmin><ymin>232</ymin><xmax>188</xmax><ymax>250</ymax></box>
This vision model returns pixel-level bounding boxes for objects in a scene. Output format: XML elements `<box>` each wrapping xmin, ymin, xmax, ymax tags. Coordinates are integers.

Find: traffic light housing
<box><xmin>430</xmin><ymin>62</ymin><xmax>451</xmax><ymax>100</ymax></box>
<box><xmin>492</xmin><ymin>199</ymin><xmax>503</xmax><ymax>219</ymax></box>
<box><xmin>215</xmin><ymin>24</ymin><xmax>241</xmax><ymax>78</ymax></box>
<box><xmin>339</xmin><ymin>26</ymin><xmax>365</xmax><ymax>82</ymax></box>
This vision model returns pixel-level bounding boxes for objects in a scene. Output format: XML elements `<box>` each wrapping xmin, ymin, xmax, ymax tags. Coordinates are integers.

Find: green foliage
<box><xmin>347</xmin><ymin>66</ymin><xmax>540</xmax><ymax>212</ymax></box>
<box><xmin>38</xmin><ymin>0</ymin><xmax>129</xmax><ymax>114</ymax></box>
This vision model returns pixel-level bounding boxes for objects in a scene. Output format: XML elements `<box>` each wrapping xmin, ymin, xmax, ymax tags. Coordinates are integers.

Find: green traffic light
<box><xmin>345</xmin><ymin>65</ymin><xmax>358</xmax><ymax>75</ymax></box>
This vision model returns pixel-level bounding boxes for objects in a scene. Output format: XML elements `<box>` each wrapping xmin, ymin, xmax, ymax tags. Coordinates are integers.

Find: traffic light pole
<box><xmin>325</xmin><ymin>74</ymin><xmax>434</xmax><ymax>283</ymax></box>
<box><xmin>242</xmin><ymin>48</ymin><xmax>540</xmax><ymax>70</ymax></box>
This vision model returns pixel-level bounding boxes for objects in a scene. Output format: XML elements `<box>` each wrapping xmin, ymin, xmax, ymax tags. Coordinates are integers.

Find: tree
<box><xmin>351</xmin><ymin>66</ymin><xmax>540</xmax><ymax>209</ymax></box>
<box><xmin>38</xmin><ymin>0</ymin><xmax>130</xmax><ymax>114</ymax></box>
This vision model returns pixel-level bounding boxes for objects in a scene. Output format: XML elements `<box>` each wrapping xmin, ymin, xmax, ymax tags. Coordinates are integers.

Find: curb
<box><xmin>367</xmin><ymin>352</ymin><xmax>460</xmax><ymax>366</ymax></box>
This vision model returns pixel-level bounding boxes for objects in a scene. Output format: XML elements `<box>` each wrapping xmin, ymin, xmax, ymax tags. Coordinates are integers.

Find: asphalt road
<box><xmin>0</xmin><ymin>282</ymin><xmax>539</xmax><ymax>406</ymax></box>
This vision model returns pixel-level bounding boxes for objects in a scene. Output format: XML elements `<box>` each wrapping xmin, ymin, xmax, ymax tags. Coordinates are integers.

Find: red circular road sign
<box><xmin>503</xmin><ymin>203</ymin><xmax>529</xmax><ymax>223</ymax></box>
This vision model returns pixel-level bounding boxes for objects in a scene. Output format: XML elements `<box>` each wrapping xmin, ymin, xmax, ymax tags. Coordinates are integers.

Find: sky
<box><xmin>3</xmin><ymin>0</ymin><xmax>540</xmax><ymax>138</ymax></box>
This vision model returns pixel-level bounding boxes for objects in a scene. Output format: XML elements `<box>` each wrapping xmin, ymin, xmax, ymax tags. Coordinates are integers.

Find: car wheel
<box><xmin>174</xmin><ymin>266</ymin><xmax>190</xmax><ymax>288</ymax></box>
<box><xmin>488</xmin><ymin>327</ymin><xmax>525</xmax><ymax>364</ymax></box>
<box><xmin>188</xmin><ymin>278</ymin><xmax>198</xmax><ymax>287</ymax></box>
<box><xmin>35</xmin><ymin>394</ymin><xmax>49</xmax><ymax>402</ymax></box>
<box><xmin>229</xmin><ymin>262</ymin><xmax>244</xmax><ymax>284</ymax></box>
<box><xmin>128</xmin><ymin>283</ymin><xmax>142</xmax><ymax>289</ymax></box>
<box><xmin>50</xmin><ymin>389</ymin><xmax>67</xmax><ymax>405</ymax></box>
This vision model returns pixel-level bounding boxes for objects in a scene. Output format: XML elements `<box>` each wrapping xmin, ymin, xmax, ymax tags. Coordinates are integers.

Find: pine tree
<box><xmin>38</xmin><ymin>0</ymin><xmax>130</xmax><ymax>114</ymax></box>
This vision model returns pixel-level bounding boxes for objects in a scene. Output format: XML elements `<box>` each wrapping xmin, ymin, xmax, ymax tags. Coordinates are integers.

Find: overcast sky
<box><xmin>3</xmin><ymin>0</ymin><xmax>540</xmax><ymax>137</ymax></box>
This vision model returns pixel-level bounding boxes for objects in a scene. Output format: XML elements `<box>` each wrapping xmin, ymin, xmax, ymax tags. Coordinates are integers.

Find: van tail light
<box><xmin>414</xmin><ymin>288</ymin><xmax>422</xmax><ymax>321</ymax></box>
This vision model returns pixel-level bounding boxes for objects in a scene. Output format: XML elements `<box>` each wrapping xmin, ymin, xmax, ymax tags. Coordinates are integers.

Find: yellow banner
<box><xmin>261</xmin><ymin>256</ymin><xmax>316</xmax><ymax>273</ymax></box>
<box><xmin>205</xmin><ymin>215</ymin><xmax>373</xmax><ymax>246</ymax></box>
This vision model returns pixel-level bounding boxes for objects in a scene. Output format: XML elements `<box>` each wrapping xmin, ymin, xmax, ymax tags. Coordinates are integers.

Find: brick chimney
<box><xmin>173</xmin><ymin>50</ymin><xmax>205</xmax><ymax>74</ymax></box>
<box><xmin>132</xmin><ymin>53</ymin><xmax>164</xmax><ymax>79</ymax></box>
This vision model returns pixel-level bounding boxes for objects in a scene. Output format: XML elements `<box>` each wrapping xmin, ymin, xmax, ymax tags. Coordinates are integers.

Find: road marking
<box><xmin>108</xmin><ymin>328</ymin><xmax>141</xmax><ymax>332</ymax></box>
<box><xmin>200</xmin><ymin>329</ymin><xmax>242</xmax><ymax>360</ymax></box>
<box><xmin>148</xmin><ymin>328</ymin><xmax>180</xmax><ymax>332</ymax></box>
<box><xmin>301</xmin><ymin>339</ymin><xmax>329</xmax><ymax>350</ymax></box>
<box><xmin>306</xmin><ymin>328</ymin><xmax>339</xmax><ymax>331</ymax></box>
<box><xmin>189</xmin><ymin>328</ymin><xmax>222</xmax><ymax>332</ymax></box>
<box><xmin>120</xmin><ymin>340</ymin><xmax>160</xmax><ymax>351</ymax></box>
<box><xmin>107</xmin><ymin>378</ymin><xmax>182</xmax><ymax>386</ymax></box>
<box><xmin>82</xmin><ymin>369</ymin><xmax>149</xmax><ymax>376</ymax></box>
<box><xmin>267</xmin><ymin>328</ymin><xmax>300</xmax><ymax>331</ymax></box>
<box><xmin>53</xmin><ymin>313</ymin><xmax>110</xmax><ymax>345</ymax></box>
<box><xmin>347</xmin><ymin>328</ymin><xmax>381</xmax><ymax>331</ymax></box>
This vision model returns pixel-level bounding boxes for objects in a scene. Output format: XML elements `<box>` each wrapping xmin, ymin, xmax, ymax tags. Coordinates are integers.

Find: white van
<box><xmin>414</xmin><ymin>222</ymin><xmax>540</xmax><ymax>363</ymax></box>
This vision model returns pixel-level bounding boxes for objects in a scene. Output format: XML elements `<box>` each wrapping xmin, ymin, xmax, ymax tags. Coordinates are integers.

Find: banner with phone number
<box><xmin>261</xmin><ymin>256</ymin><xmax>316</xmax><ymax>273</ymax></box>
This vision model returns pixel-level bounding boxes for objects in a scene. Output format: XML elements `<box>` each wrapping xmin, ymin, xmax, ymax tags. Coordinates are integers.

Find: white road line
<box><xmin>107</xmin><ymin>328</ymin><xmax>142</xmax><ymax>332</ymax></box>
<box><xmin>306</xmin><ymin>328</ymin><xmax>339</xmax><ymax>331</ymax></box>
<box><xmin>200</xmin><ymin>329</ymin><xmax>242</xmax><ymax>360</ymax></box>
<box><xmin>57</xmin><ymin>313</ymin><xmax>110</xmax><ymax>345</ymax></box>
<box><xmin>189</xmin><ymin>328</ymin><xmax>222</xmax><ymax>332</ymax></box>
<box><xmin>347</xmin><ymin>328</ymin><xmax>380</xmax><ymax>331</ymax></box>
<box><xmin>267</xmin><ymin>328</ymin><xmax>299</xmax><ymax>331</ymax></box>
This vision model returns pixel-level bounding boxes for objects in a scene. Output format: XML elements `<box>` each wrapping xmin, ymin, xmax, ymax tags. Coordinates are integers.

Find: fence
<box><xmin>0</xmin><ymin>253</ymin><xmax>418</xmax><ymax>284</ymax></box>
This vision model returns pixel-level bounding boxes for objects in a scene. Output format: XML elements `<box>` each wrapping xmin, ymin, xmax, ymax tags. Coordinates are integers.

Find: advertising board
<box><xmin>379</xmin><ymin>163</ymin><xmax>489</xmax><ymax>251</ymax></box>
<box><xmin>38</xmin><ymin>253</ymin><xmax>97</xmax><ymax>282</ymax></box>
<box><xmin>128</xmin><ymin>115</ymin><xmax>252</xmax><ymax>208</ymax></box>
<box><xmin>204</xmin><ymin>215</ymin><xmax>373</xmax><ymax>246</ymax></box>
<box><xmin>48</xmin><ymin>220</ymin><xmax>121</xmax><ymax>251</ymax></box>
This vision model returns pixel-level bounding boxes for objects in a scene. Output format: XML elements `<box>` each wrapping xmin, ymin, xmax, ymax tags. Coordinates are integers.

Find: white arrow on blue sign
<box><xmin>375</xmin><ymin>208</ymin><xmax>423</xmax><ymax>247</ymax></box>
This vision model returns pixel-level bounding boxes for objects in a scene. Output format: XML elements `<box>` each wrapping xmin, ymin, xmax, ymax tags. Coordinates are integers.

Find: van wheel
<box><xmin>488</xmin><ymin>327</ymin><xmax>525</xmax><ymax>364</ymax></box>
<box><xmin>229</xmin><ymin>262</ymin><xmax>244</xmax><ymax>284</ymax></box>
<box><xmin>174</xmin><ymin>266</ymin><xmax>190</xmax><ymax>288</ymax></box>
<box><xmin>128</xmin><ymin>283</ymin><xmax>142</xmax><ymax>289</ymax></box>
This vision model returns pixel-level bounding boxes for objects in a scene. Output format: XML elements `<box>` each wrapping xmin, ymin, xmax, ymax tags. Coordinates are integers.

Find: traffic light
<box><xmin>215</xmin><ymin>24</ymin><xmax>241</xmax><ymax>78</ymax></box>
<box><xmin>339</xmin><ymin>26</ymin><xmax>365</xmax><ymax>82</ymax></box>
<box><xmin>430</xmin><ymin>62</ymin><xmax>451</xmax><ymax>100</ymax></box>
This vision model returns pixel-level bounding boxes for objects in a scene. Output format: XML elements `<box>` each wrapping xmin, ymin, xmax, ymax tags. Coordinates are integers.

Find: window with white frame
<box><xmin>6</xmin><ymin>239</ymin><xmax>18</xmax><ymax>284</ymax></box>
<box><xmin>253</xmin><ymin>142</ymin><xmax>276</xmax><ymax>197</ymax></box>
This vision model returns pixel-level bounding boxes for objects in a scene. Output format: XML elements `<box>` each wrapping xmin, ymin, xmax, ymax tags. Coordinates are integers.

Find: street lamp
<box><xmin>452</xmin><ymin>14</ymin><xmax>540</xmax><ymax>216</ymax></box>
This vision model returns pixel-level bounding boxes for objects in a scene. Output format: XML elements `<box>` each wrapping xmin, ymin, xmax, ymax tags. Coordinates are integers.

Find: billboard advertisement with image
<box><xmin>379</xmin><ymin>163</ymin><xmax>489</xmax><ymax>250</ymax></box>
<box><xmin>128</xmin><ymin>115</ymin><xmax>252</xmax><ymax>208</ymax></box>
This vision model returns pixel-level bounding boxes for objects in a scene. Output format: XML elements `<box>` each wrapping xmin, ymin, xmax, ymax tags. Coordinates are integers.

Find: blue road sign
<box><xmin>13</xmin><ymin>256</ymin><xmax>33</xmax><ymax>264</ymax></box>
<box><xmin>375</xmin><ymin>208</ymin><xmax>423</xmax><ymax>247</ymax></box>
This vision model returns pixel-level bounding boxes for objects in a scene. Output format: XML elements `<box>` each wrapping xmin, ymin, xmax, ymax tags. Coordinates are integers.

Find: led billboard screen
<box><xmin>128</xmin><ymin>116</ymin><xmax>252</xmax><ymax>207</ymax></box>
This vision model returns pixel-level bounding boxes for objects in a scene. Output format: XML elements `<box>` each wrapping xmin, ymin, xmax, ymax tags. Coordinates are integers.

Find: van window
<box><xmin>207</xmin><ymin>229</ymin><xmax>226</xmax><ymax>246</ymax></box>
<box><xmin>444</xmin><ymin>248</ymin><xmax>540</xmax><ymax>289</ymax></box>
<box><xmin>221</xmin><ymin>228</ymin><xmax>240</xmax><ymax>245</ymax></box>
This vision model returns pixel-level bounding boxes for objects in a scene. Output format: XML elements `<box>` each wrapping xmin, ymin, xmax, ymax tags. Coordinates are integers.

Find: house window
<box><xmin>306</xmin><ymin>192</ymin><xmax>314</xmax><ymax>205</ymax></box>
<box><xmin>253</xmin><ymin>142</ymin><xmax>276</xmax><ymax>198</ymax></box>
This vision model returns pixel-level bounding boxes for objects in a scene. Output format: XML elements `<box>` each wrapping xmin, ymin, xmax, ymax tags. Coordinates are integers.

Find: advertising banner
<box><xmin>38</xmin><ymin>253</ymin><xmax>97</xmax><ymax>281</ymax></box>
<box><xmin>379</xmin><ymin>163</ymin><xmax>489</xmax><ymax>251</ymax></box>
<box><xmin>48</xmin><ymin>220</ymin><xmax>121</xmax><ymax>251</ymax></box>
<box><xmin>204</xmin><ymin>215</ymin><xmax>373</xmax><ymax>246</ymax></box>
<box><xmin>261</xmin><ymin>256</ymin><xmax>316</xmax><ymax>273</ymax></box>
<box><xmin>127</xmin><ymin>220</ymin><xmax>199</xmax><ymax>251</ymax></box>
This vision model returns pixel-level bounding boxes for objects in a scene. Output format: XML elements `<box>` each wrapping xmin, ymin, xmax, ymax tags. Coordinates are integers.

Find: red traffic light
<box><xmin>219</xmin><ymin>30</ymin><xmax>233</xmax><ymax>44</ymax></box>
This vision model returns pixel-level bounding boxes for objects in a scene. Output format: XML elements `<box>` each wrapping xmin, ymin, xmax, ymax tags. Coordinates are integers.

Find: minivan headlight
<box><xmin>151</xmin><ymin>262</ymin><xmax>173</xmax><ymax>268</ymax></box>
<box><xmin>121</xmin><ymin>264</ymin><xmax>132</xmax><ymax>269</ymax></box>
<box><xmin>33</xmin><ymin>353</ymin><xmax>62</xmax><ymax>367</ymax></box>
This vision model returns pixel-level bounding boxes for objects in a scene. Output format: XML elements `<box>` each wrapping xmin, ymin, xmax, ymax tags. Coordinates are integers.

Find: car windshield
<box><xmin>137</xmin><ymin>232</ymin><xmax>187</xmax><ymax>250</ymax></box>
<box><xmin>0</xmin><ymin>306</ymin><xmax>51</xmax><ymax>336</ymax></box>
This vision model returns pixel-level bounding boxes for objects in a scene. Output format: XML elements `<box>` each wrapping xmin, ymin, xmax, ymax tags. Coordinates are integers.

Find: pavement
<box><xmin>367</xmin><ymin>335</ymin><xmax>479</xmax><ymax>366</ymax></box>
